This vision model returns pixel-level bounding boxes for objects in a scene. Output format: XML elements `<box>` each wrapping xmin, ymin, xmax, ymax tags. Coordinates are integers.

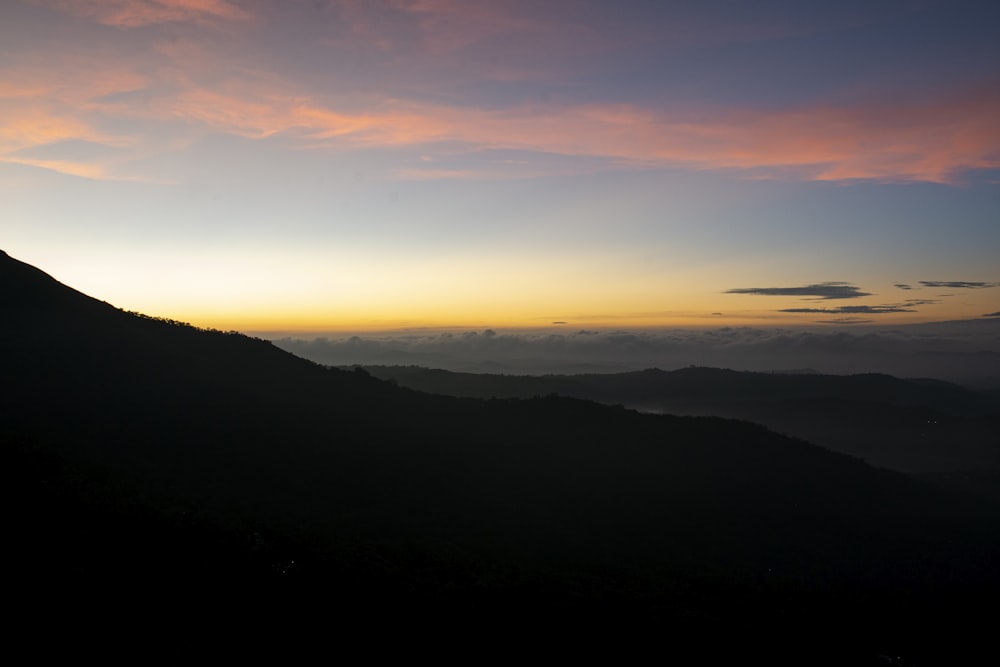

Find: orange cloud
<box><xmin>35</xmin><ymin>0</ymin><xmax>252</xmax><ymax>27</ymax></box>
<box><xmin>1</xmin><ymin>157</ymin><xmax>108</xmax><ymax>179</ymax></box>
<box><xmin>0</xmin><ymin>109</ymin><xmax>92</xmax><ymax>148</ymax></box>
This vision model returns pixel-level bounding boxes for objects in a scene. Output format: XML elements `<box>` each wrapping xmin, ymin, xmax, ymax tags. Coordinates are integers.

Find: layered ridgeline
<box><xmin>362</xmin><ymin>366</ymin><xmax>1000</xmax><ymax>477</ymax></box>
<box><xmin>1</xmin><ymin>250</ymin><xmax>997</xmax><ymax>653</ymax></box>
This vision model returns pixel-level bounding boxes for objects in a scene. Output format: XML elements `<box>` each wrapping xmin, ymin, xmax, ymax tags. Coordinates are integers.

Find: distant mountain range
<box><xmin>2</xmin><ymin>249</ymin><xmax>997</xmax><ymax>658</ymax></box>
<box><xmin>361</xmin><ymin>365</ymin><xmax>1000</xmax><ymax>476</ymax></box>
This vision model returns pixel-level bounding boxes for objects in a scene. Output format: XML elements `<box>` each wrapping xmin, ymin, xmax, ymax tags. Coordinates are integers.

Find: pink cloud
<box><xmin>368</xmin><ymin>89</ymin><xmax>1000</xmax><ymax>183</ymax></box>
<box><xmin>0</xmin><ymin>105</ymin><xmax>128</xmax><ymax>179</ymax></box>
<box><xmin>395</xmin><ymin>0</ymin><xmax>557</xmax><ymax>55</ymax></box>
<box><xmin>35</xmin><ymin>0</ymin><xmax>252</xmax><ymax>27</ymax></box>
<box><xmin>79</xmin><ymin>81</ymin><xmax>1000</xmax><ymax>184</ymax></box>
<box><xmin>0</xmin><ymin>61</ymin><xmax>145</xmax><ymax>179</ymax></box>
<box><xmin>3</xmin><ymin>33</ymin><xmax>997</xmax><ymax>186</ymax></box>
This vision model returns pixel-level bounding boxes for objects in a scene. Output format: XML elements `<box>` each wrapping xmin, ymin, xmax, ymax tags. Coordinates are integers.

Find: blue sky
<box><xmin>2</xmin><ymin>0</ymin><xmax>999</xmax><ymax>334</ymax></box>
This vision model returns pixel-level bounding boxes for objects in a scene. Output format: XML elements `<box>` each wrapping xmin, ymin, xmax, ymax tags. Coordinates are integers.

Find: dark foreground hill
<box><xmin>2</xmin><ymin>249</ymin><xmax>998</xmax><ymax>659</ymax></box>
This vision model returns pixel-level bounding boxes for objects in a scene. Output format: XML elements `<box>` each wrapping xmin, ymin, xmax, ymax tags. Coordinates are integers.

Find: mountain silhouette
<box><xmin>2</xmin><ymin>249</ymin><xmax>997</xmax><ymax>658</ymax></box>
<box><xmin>363</xmin><ymin>365</ymin><xmax>1000</xmax><ymax>475</ymax></box>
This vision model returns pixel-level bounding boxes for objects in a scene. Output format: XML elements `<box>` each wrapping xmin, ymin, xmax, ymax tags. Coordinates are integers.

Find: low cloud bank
<box><xmin>271</xmin><ymin>322</ymin><xmax>1000</xmax><ymax>385</ymax></box>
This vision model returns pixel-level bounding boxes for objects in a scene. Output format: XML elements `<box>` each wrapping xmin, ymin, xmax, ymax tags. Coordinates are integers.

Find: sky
<box><xmin>2</xmin><ymin>0</ymin><xmax>999</xmax><ymax>341</ymax></box>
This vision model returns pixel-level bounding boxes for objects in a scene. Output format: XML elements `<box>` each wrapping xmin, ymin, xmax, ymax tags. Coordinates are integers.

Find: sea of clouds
<box><xmin>270</xmin><ymin>320</ymin><xmax>1000</xmax><ymax>386</ymax></box>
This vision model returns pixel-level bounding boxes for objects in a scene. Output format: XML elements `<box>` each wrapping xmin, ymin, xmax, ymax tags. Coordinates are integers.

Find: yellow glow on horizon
<box><xmin>175</xmin><ymin>292</ymin><xmax>973</xmax><ymax>334</ymax></box>
<box><xmin>12</xmin><ymin>245</ymin><xmax>993</xmax><ymax>336</ymax></box>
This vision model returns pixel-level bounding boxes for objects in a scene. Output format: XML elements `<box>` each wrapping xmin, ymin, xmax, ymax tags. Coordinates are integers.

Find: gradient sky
<box><xmin>3</xmin><ymin>0</ymin><xmax>999</xmax><ymax>333</ymax></box>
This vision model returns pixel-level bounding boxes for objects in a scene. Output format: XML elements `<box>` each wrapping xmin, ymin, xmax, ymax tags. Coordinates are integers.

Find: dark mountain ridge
<box><xmin>2</xmin><ymin>249</ymin><xmax>997</xmax><ymax>657</ymax></box>
<box><xmin>363</xmin><ymin>365</ymin><xmax>1000</xmax><ymax>475</ymax></box>
<box><xmin>362</xmin><ymin>364</ymin><xmax>999</xmax><ymax>415</ymax></box>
